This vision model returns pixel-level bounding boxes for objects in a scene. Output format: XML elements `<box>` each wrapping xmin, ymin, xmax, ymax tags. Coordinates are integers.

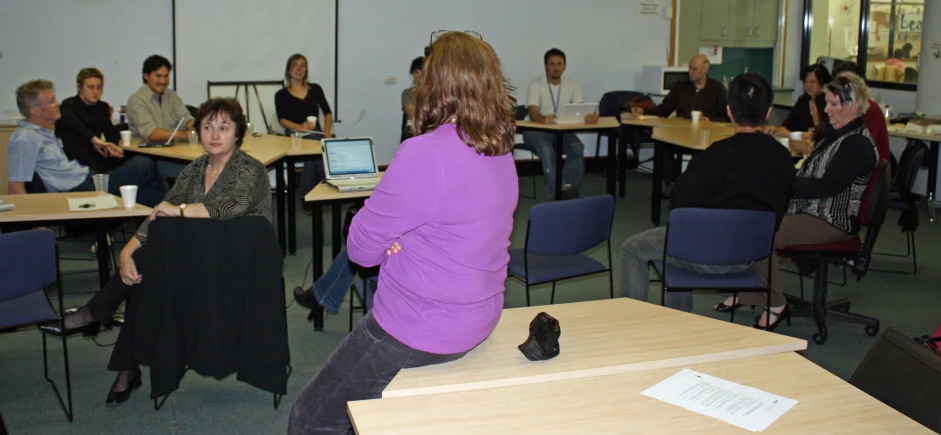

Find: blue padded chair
<box><xmin>513</xmin><ymin>105</ymin><xmax>540</xmax><ymax>198</ymax></box>
<box><xmin>650</xmin><ymin>208</ymin><xmax>776</xmax><ymax>325</ymax></box>
<box><xmin>873</xmin><ymin>140</ymin><xmax>927</xmax><ymax>274</ymax></box>
<box><xmin>508</xmin><ymin>195</ymin><xmax>615</xmax><ymax>306</ymax></box>
<box><xmin>0</xmin><ymin>230</ymin><xmax>74</xmax><ymax>422</ymax></box>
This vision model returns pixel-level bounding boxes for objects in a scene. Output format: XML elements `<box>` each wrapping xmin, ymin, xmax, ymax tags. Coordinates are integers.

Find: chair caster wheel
<box><xmin>812</xmin><ymin>330</ymin><xmax>828</xmax><ymax>345</ymax></box>
<box><xmin>865</xmin><ymin>324</ymin><xmax>879</xmax><ymax>336</ymax></box>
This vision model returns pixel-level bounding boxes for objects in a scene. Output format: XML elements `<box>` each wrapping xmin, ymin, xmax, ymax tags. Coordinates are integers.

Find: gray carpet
<box><xmin>2</xmin><ymin>171</ymin><xmax>939</xmax><ymax>434</ymax></box>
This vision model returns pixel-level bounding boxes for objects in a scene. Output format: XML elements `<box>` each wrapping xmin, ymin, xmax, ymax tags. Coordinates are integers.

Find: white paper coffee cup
<box><xmin>307</xmin><ymin>116</ymin><xmax>317</xmax><ymax>126</ymax></box>
<box><xmin>119</xmin><ymin>185</ymin><xmax>138</xmax><ymax>208</ymax></box>
<box><xmin>789</xmin><ymin>131</ymin><xmax>803</xmax><ymax>141</ymax></box>
<box><xmin>120</xmin><ymin>130</ymin><xmax>132</xmax><ymax>146</ymax></box>
<box><xmin>691</xmin><ymin>111</ymin><xmax>702</xmax><ymax>123</ymax></box>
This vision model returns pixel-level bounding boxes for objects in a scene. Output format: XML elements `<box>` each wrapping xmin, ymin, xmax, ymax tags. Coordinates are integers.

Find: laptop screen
<box><xmin>324</xmin><ymin>138</ymin><xmax>377</xmax><ymax>176</ymax></box>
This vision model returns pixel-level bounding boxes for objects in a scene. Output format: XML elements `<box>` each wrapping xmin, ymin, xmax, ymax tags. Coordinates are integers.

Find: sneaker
<box><xmin>561</xmin><ymin>185</ymin><xmax>580</xmax><ymax>200</ymax></box>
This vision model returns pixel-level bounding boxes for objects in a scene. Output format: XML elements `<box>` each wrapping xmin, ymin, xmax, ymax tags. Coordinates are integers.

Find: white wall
<box><xmin>174</xmin><ymin>0</ymin><xmax>336</xmax><ymax>131</ymax></box>
<box><xmin>0</xmin><ymin>0</ymin><xmax>172</xmax><ymax>117</ymax></box>
<box><xmin>336</xmin><ymin>0</ymin><xmax>672</xmax><ymax>165</ymax></box>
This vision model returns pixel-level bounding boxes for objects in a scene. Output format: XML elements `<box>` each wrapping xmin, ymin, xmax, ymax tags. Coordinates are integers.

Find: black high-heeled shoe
<box><xmin>753</xmin><ymin>305</ymin><xmax>791</xmax><ymax>332</ymax></box>
<box><xmin>713</xmin><ymin>301</ymin><xmax>744</xmax><ymax>313</ymax></box>
<box><xmin>106</xmin><ymin>369</ymin><xmax>142</xmax><ymax>405</ymax></box>
<box><xmin>38</xmin><ymin>308</ymin><xmax>101</xmax><ymax>337</ymax></box>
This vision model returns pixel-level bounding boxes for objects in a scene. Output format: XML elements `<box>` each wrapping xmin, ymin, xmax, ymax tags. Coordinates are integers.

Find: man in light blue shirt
<box><xmin>8</xmin><ymin>79</ymin><xmax>167</xmax><ymax>206</ymax></box>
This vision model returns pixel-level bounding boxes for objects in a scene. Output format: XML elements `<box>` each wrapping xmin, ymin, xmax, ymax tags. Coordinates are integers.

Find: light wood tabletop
<box><xmin>303</xmin><ymin>174</ymin><xmax>384</xmax><ymax>202</ymax></box>
<box><xmin>515</xmin><ymin>116</ymin><xmax>620</xmax><ymax>131</ymax></box>
<box><xmin>350</xmin><ymin>352</ymin><xmax>930</xmax><ymax>434</ymax></box>
<box><xmin>0</xmin><ymin>192</ymin><xmax>151</xmax><ymax>223</ymax></box>
<box><xmin>886</xmin><ymin>127</ymin><xmax>941</xmax><ymax>142</ymax></box>
<box><xmin>651</xmin><ymin>123</ymin><xmax>738</xmax><ymax>150</ymax></box>
<box><xmin>382</xmin><ymin>298</ymin><xmax>806</xmax><ymax>399</ymax></box>
<box><xmin>123</xmin><ymin>134</ymin><xmax>314</xmax><ymax>166</ymax></box>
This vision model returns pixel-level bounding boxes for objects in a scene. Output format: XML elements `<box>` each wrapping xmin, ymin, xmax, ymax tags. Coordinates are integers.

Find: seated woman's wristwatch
<box><xmin>179</xmin><ymin>203</ymin><xmax>187</xmax><ymax>217</ymax></box>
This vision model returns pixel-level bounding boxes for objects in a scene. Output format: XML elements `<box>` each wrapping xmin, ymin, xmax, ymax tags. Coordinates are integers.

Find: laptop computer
<box><xmin>138</xmin><ymin>116</ymin><xmax>186</xmax><ymax>148</ymax></box>
<box><xmin>322</xmin><ymin>137</ymin><xmax>381</xmax><ymax>192</ymax></box>
<box><xmin>555</xmin><ymin>103</ymin><xmax>598</xmax><ymax>124</ymax></box>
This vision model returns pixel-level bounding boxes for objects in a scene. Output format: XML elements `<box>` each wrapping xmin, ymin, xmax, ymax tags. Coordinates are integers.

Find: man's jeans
<box><xmin>71</xmin><ymin>155</ymin><xmax>168</xmax><ymax>207</ymax></box>
<box><xmin>288</xmin><ymin>313</ymin><xmax>465</xmax><ymax>435</ymax></box>
<box><xmin>522</xmin><ymin>130</ymin><xmax>585</xmax><ymax>195</ymax></box>
<box><xmin>620</xmin><ymin>227</ymin><xmax>751</xmax><ymax>312</ymax></box>
<box><xmin>313</xmin><ymin>248</ymin><xmax>358</xmax><ymax>312</ymax></box>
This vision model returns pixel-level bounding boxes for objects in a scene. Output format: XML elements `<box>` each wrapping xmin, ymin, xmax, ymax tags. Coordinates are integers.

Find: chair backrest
<box><xmin>268</xmin><ymin>112</ymin><xmax>285</xmax><ymax>135</ymax></box>
<box><xmin>25</xmin><ymin>172</ymin><xmax>48</xmax><ymax>194</ymax></box>
<box><xmin>515</xmin><ymin>105</ymin><xmax>529</xmax><ymax>121</ymax></box>
<box><xmin>0</xmin><ymin>229</ymin><xmax>57</xmax><ymax>302</ymax></box>
<box><xmin>598</xmin><ymin>91</ymin><xmax>644</xmax><ymax>121</ymax></box>
<box><xmin>895</xmin><ymin>141</ymin><xmax>928</xmax><ymax>196</ymax></box>
<box><xmin>526</xmin><ymin>195</ymin><xmax>615</xmax><ymax>257</ymax></box>
<box><xmin>665</xmin><ymin>208</ymin><xmax>777</xmax><ymax>266</ymax></box>
<box><xmin>849</xmin><ymin>327</ymin><xmax>941</xmax><ymax>433</ymax></box>
<box><xmin>859</xmin><ymin>161</ymin><xmax>890</xmax><ymax>229</ymax></box>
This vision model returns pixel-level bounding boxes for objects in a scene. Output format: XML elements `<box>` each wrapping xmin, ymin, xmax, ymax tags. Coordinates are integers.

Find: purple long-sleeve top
<box><xmin>347</xmin><ymin>124</ymin><xmax>519</xmax><ymax>354</ymax></box>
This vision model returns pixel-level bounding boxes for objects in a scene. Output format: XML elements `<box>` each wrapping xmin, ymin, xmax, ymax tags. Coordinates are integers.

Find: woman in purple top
<box><xmin>288</xmin><ymin>31</ymin><xmax>518</xmax><ymax>434</ymax></box>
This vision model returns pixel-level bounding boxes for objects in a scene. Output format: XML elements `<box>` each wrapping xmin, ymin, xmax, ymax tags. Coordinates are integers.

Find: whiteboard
<box><xmin>0</xmin><ymin>0</ymin><xmax>172</xmax><ymax>117</ymax></box>
<box><xmin>173</xmin><ymin>0</ymin><xmax>336</xmax><ymax>129</ymax></box>
<box><xmin>336</xmin><ymin>0</ymin><xmax>671</xmax><ymax>164</ymax></box>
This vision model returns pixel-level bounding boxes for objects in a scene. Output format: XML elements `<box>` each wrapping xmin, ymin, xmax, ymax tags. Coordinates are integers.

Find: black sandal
<box><xmin>712</xmin><ymin>301</ymin><xmax>744</xmax><ymax>313</ymax></box>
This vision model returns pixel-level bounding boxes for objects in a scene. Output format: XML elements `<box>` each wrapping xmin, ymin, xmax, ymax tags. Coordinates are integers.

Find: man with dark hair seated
<box><xmin>619</xmin><ymin>72</ymin><xmax>796</xmax><ymax>313</ymax></box>
<box><xmin>7</xmin><ymin>79</ymin><xmax>167</xmax><ymax>206</ymax></box>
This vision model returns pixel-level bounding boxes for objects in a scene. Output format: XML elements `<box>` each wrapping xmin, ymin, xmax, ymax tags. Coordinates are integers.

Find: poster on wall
<box><xmin>638</xmin><ymin>1</ymin><xmax>660</xmax><ymax>19</ymax></box>
<box><xmin>929</xmin><ymin>41</ymin><xmax>941</xmax><ymax>64</ymax></box>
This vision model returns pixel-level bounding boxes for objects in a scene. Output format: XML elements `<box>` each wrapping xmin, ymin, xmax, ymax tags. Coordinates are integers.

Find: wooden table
<box><xmin>123</xmin><ymin>134</ymin><xmax>322</xmax><ymax>255</ymax></box>
<box><xmin>887</xmin><ymin>127</ymin><xmax>941</xmax><ymax>223</ymax></box>
<box><xmin>0</xmin><ymin>192</ymin><xmax>152</xmax><ymax>286</ymax></box>
<box><xmin>645</xmin><ymin>122</ymin><xmax>737</xmax><ymax>225</ymax></box>
<box><xmin>349</xmin><ymin>352</ymin><xmax>930</xmax><ymax>434</ymax></box>
<box><xmin>382</xmin><ymin>298</ymin><xmax>805</xmax><ymax>398</ymax></box>
<box><xmin>303</xmin><ymin>175</ymin><xmax>383</xmax><ymax>331</ymax></box>
<box><xmin>515</xmin><ymin>118</ymin><xmax>620</xmax><ymax>200</ymax></box>
<box><xmin>617</xmin><ymin>114</ymin><xmax>709</xmax><ymax>198</ymax></box>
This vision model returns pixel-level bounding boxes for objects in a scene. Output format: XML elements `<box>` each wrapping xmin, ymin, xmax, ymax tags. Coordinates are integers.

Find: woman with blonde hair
<box><xmin>288</xmin><ymin>31</ymin><xmax>518</xmax><ymax>434</ymax></box>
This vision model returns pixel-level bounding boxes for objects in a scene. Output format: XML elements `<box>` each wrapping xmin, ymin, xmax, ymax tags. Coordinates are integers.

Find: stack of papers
<box><xmin>642</xmin><ymin>369</ymin><xmax>798</xmax><ymax>432</ymax></box>
<box><xmin>0</xmin><ymin>198</ymin><xmax>14</xmax><ymax>212</ymax></box>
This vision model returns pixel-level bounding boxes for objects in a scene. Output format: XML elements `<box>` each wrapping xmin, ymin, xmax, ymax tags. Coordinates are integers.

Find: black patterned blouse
<box><xmin>134</xmin><ymin>148</ymin><xmax>271</xmax><ymax>244</ymax></box>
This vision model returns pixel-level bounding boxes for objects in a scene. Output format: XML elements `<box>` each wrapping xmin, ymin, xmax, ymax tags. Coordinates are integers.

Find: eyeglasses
<box><xmin>430</xmin><ymin>30</ymin><xmax>483</xmax><ymax>45</ymax></box>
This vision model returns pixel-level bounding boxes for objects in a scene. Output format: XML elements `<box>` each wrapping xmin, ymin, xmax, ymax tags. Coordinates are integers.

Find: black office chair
<box><xmin>873</xmin><ymin>140</ymin><xmax>927</xmax><ymax>274</ymax></box>
<box><xmin>592</xmin><ymin>91</ymin><xmax>636</xmax><ymax>162</ymax></box>
<box><xmin>513</xmin><ymin>105</ymin><xmax>541</xmax><ymax>199</ymax></box>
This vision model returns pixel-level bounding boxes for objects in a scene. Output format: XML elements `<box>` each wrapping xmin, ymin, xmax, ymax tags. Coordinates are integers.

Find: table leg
<box><xmin>275</xmin><ymin>162</ymin><xmax>287</xmax><ymax>254</ymax></box>
<box><xmin>332</xmin><ymin>205</ymin><xmax>342</xmax><ymax>258</ymax></box>
<box><xmin>311</xmin><ymin>203</ymin><xmax>325</xmax><ymax>331</ymax></box>
<box><xmin>619</xmin><ymin>125</ymin><xmax>630</xmax><ymax>199</ymax></box>
<box><xmin>554</xmin><ymin>132</ymin><xmax>564</xmax><ymax>201</ymax></box>
<box><xmin>95</xmin><ymin>225</ymin><xmax>110</xmax><ymax>288</ymax></box>
<box><xmin>287</xmin><ymin>156</ymin><xmax>297</xmax><ymax>255</ymax></box>
<box><xmin>927</xmin><ymin>141</ymin><xmax>939</xmax><ymax>223</ymax></box>
<box><xmin>650</xmin><ymin>141</ymin><xmax>664</xmax><ymax>226</ymax></box>
<box><xmin>606</xmin><ymin>128</ymin><xmax>617</xmax><ymax>196</ymax></box>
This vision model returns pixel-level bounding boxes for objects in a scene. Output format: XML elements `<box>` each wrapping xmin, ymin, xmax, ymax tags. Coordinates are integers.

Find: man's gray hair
<box><xmin>16</xmin><ymin>79</ymin><xmax>54</xmax><ymax>118</ymax></box>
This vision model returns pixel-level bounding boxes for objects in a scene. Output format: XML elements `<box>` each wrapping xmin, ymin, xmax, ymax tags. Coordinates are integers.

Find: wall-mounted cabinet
<box><xmin>698</xmin><ymin>0</ymin><xmax>779</xmax><ymax>44</ymax></box>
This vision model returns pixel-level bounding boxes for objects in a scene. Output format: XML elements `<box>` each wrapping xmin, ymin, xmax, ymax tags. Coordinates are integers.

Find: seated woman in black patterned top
<box><xmin>39</xmin><ymin>98</ymin><xmax>272</xmax><ymax>405</ymax></box>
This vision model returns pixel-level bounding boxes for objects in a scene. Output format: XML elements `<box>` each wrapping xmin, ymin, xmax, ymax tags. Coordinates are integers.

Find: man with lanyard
<box><xmin>524</xmin><ymin>48</ymin><xmax>598</xmax><ymax>199</ymax></box>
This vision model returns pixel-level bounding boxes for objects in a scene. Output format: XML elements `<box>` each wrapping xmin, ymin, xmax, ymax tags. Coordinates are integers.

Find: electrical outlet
<box><xmin>384</xmin><ymin>75</ymin><xmax>397</xmax><ymax>85</ymax></box>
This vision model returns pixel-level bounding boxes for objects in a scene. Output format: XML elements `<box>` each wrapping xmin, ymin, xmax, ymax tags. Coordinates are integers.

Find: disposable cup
<box><xmin>119</xmin><ymin>185</ymin><xmax>138</xmax><ymax>208</ymax></box>
<box><xmin>292</xmin><ymin>131</ymin><xmax>303</xmax><ymax>150</ymax></box>
<box><xmin>691</xmin><ymin>111</ymin><xmax>702</xmax><ymax>124</ymax></box>
<box><xmin>699</xmin><ymin>129</ymin><xmax>710</xmax><ymax>147</ymax></box>
<box><xmin>120</xmin><ymin>130</ymin><xmax>132</xmax><ymax>146</ymax></box>
<box><xmin>92</xmin><ymin>174</ymin><xmax>110</xmax><ymax>196</ymax></box>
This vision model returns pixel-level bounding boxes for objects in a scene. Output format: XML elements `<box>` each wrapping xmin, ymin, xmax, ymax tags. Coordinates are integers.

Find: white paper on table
<box><xmin>67</xmin><ymin>196</ymin><xmax>118</xmax><ymax>212</ymax></box>
<box><xmin>641</xmin><ymin>369</ymin><xmax>797</xmax><ymax>432</ymax></box>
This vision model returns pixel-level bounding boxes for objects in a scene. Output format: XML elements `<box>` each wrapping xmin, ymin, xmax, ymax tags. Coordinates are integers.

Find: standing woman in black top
<box><xmin>275</xmin><ymin>54</ymin><xmax>334</xmax><ymax>204</ymax></box>
<box><xmin>768</xmin><ymin>64</ymin><xmax>831</xmax><ymax>137</ymax></box>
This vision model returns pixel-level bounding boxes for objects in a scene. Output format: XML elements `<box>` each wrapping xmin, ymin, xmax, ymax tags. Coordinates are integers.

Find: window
<box><xmin>801</xmin><ymin>0</ymin><xmax>923</xmax><ymax>90</ymax></box>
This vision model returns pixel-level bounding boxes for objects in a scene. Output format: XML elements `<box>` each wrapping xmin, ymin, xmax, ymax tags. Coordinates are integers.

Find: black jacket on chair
<box><xmin>131</xmin><ymin>217</ymin><xmax>288</xmax><ymax>398</ymax></box>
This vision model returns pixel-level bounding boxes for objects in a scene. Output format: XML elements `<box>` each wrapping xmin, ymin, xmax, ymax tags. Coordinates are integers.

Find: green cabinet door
<box><xmin>700</xmin><ymin>0</ymin><xmax>731</xmax><ymax>41</ymax></box>
<box><xmin>751</xmin><ymin>0</ymin><xmax>780</xmax><ymax>42</ymax></box>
